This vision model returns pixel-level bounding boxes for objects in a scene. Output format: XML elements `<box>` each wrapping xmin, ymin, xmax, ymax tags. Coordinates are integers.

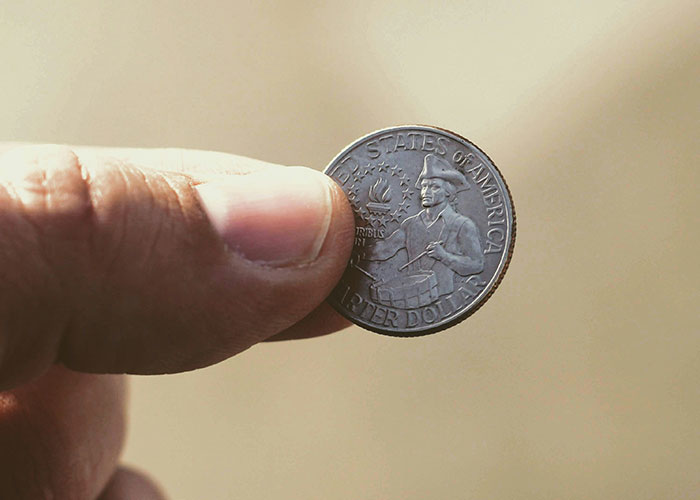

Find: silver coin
<box><xmin>324</xmin><ymin>125</ymin><xmax>515</xmax><ymax>337</ymax></box>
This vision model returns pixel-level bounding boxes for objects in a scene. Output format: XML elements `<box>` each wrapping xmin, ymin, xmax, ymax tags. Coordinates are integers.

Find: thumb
<box><xmin>0</xmin><ymin>145</ymin><xmax>354</xmax><ymax>389</ymax></box>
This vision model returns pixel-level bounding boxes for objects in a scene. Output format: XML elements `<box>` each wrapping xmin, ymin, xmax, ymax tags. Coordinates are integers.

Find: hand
<box><xmin>426</xmin><ymin>241</ymin><xmax>448</xmax><ymax>261</ymax></box>
<box><xmin>0</xmin><ymin>145</ymin><xmax>354</xmax><ymax>499</ymax></box>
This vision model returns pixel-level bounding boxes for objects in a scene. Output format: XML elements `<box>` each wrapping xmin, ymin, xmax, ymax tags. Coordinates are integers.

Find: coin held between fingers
<box><xmin>323</xmin><ymin>125</ymin><xmax>515</xmax><ymax>337</ymax></box>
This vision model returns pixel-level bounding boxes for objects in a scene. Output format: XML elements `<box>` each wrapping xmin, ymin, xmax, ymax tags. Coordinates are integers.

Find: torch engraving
<box><xmin>367</xmin><ymin>176</ymin><xmax>392</xmax><ymax>214</ymax></box>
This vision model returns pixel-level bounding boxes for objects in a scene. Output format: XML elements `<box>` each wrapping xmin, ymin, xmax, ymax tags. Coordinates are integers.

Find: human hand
<box><xmin>425</xmin><ymin>241</ymin><xmax>447</xmax><ymax>261</ymax></box>
<box><xmin>0</xmin><ymin>145</ymin><xmax>354</xmax><ymax>499</ymax></box>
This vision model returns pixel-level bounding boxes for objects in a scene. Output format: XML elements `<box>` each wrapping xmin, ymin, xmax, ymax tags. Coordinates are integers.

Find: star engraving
<box><xmin>377</xmin><ymin>162</ymin><xmax>391</xmax><ymax>174</ymax></box>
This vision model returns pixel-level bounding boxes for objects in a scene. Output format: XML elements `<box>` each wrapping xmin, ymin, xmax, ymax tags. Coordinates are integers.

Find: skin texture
<box><xmin>0</xmin><ymin>367</ymin><xmax>126</xmax><ymax>499</ymax></box>
<box><xmin>0</xmin><ymin>144</ymin><xmax>355</xmax><ymax>499</ymax></box>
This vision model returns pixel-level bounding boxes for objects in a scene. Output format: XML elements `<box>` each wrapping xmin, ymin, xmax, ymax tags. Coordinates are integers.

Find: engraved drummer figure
<box><xmin>365</xmin><ymin>154</ymin><xmax>484</xmax><ymax>301</ymax></box>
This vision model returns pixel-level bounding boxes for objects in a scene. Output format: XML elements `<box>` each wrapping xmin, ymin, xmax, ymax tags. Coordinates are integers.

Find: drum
<box><xmin>370</xmin><ymin>271</ymin><xmax>439</xmax><ymax>309</ymax></box>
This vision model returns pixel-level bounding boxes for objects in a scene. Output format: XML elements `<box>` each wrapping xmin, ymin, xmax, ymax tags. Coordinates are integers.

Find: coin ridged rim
<box><xmin>324</xmin><ymin>125</ymin><xmax>516</xmax><ymax>337</ymax></box>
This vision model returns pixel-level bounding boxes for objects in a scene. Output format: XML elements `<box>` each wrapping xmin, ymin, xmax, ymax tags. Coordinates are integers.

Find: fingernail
<box><xmin>194</xmin><ymin>167</ymin><xmax>333</xmax><ymax>266</ymax></box>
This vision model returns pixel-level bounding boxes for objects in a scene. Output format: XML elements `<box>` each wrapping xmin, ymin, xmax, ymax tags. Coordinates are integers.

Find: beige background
<box><xmin>2</xmin><ymin>1</ymin><xmax>699</xmax><ymax>498</ymax></box>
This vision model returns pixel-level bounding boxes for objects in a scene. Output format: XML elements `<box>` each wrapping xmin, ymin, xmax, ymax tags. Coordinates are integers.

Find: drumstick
<box><xmin>352</xmin><ymin>263</ymin><xmax>378</xmax><ymax>281</ymax></box>
<box><xmin>398</xmin><ymin>241</ymin><xmax>444</xmax><ymax>271</ymax></box>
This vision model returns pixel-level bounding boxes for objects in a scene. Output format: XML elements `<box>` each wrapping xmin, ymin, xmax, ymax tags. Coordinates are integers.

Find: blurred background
<box><xmin>1</xmin><ymin>1</ymin><xmax>698</xmax><ymax>498</ymax></box>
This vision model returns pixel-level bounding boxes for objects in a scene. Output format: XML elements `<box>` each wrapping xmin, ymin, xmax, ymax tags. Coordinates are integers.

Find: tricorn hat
<box><xmin>415</xmin><ymin>154</ymin><xmax>470</xmax><ymax>191</ymax></box>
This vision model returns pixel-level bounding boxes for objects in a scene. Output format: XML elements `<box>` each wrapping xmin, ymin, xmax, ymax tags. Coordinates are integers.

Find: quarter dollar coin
<box><xmin>324</xmin><ymin>125</ymin><xmax>515</xmax><ymax>336</ymax></box>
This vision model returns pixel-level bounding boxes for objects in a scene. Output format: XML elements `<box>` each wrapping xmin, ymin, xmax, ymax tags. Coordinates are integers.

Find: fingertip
<box><xmin>264</xmin><ymin>301</ymin><xmax>353</xmax><ymax>341</ymax></box>
<box><xmin>194</xmin><ymin>166</ymin><xmax>351</xmax><ymax>267</ymax></box>
<box><xmin>319</xmin><ymin>170</ymin><xmax>355</xmax><ymax>265</ymax></box>
<box><xmin>98</xmin><ymin>466</ymin><xmax>167</xmax><ymax>500</ymax></box>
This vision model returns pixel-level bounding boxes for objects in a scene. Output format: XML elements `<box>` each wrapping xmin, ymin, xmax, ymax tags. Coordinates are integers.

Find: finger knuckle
<box><xmin>0</xmin><ymin>145</ymin><xmax>93</xmax><ymax>262</ymax></box>
<box><xmin>0</xmin><ymin>145</ymin><xmax>93</xmax><ymax>385</ymax></box>
<box><xmin>0</xmin><ymin>145</ymin><xmax>91</xmax><ymax>220</ymax></box>
<box><xmin>83</xmin><ymin>159</ymin><xmax>195</xmax><ymax>275</ymax></box>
